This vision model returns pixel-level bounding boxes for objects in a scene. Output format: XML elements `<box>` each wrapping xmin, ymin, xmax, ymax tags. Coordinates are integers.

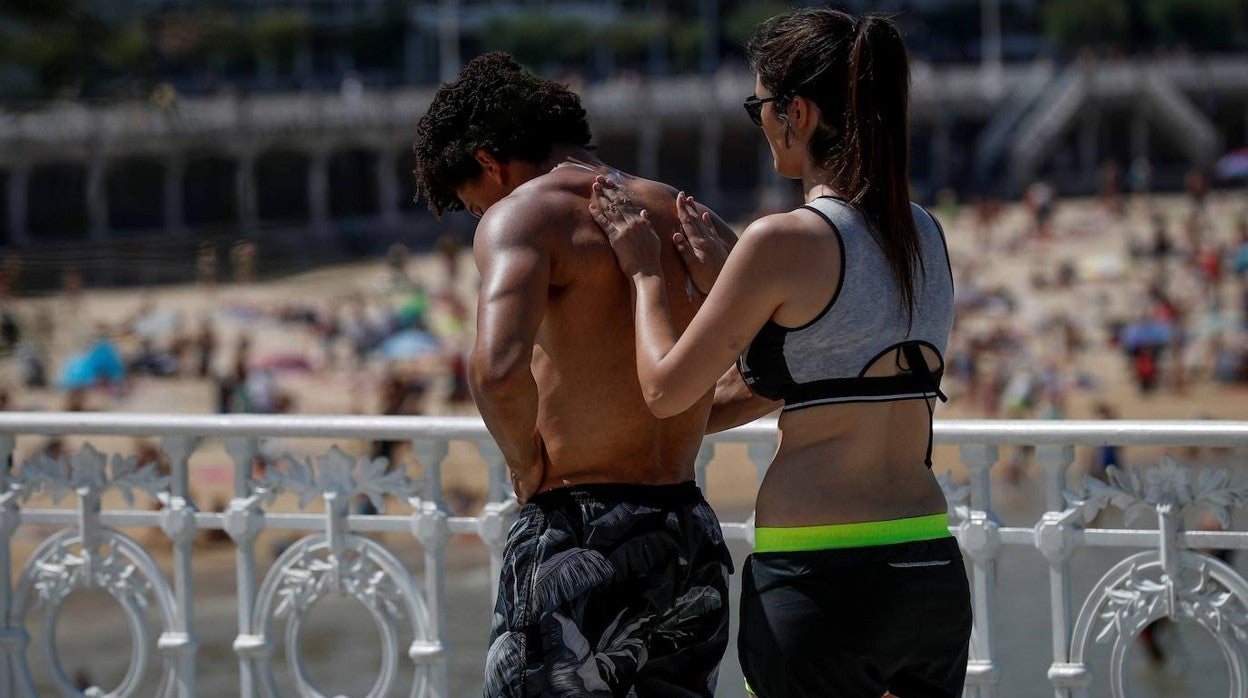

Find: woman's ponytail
<box><xmin>842</xmin><ymin>15</ymin><xmax>922</xmax><ymax>323</ymax></box>
<box><xmin>748</xmin><ymin>10</ymin><xmax>921</xmax><ymax>323</ymax></box>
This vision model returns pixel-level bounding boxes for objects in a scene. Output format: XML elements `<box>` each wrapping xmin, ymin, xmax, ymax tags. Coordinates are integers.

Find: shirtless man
<box><xmin>412</xmin><ymin>53</ymin><xmax>742</xmax><ymax>698</ymax></box>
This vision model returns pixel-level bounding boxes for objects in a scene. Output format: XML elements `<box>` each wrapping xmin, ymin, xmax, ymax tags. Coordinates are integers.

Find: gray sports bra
<box><xmin>736</xmin><ymin>196</ymin><xmax>955</xmax><ymax>465</ymax></box>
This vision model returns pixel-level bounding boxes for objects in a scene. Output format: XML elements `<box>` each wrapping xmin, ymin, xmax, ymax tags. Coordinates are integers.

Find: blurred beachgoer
<box><xmin>413</xmin><ymin>52</ymin><xmax>734</xmax><ymax>696</ymax></box>
<box><xmin>218</xmin><ymin>335</ymin><xmax>252</xmax><ymax>413</ymax></box>
<box><xmin>245</xmin><ymin>368</ymin><xmax>279</xmax><ymax>414</ymax></box>
<box><xmin>1024</xmin><ymin>180</ymin><xmax>1056</xmax><ymax>240</ymax></box>
<box><xmin>1089</xmin><ymin>403</ymin><xmax>1122</xmax><ymax>479</ymax></box>
<box><xmin>436</xmin><ymin>233</ymin><xmax>462</xmax><ymax>289</ymax></box>
<box><xmin>196</xmin><ymin>241</ymin><xmax>218</xmax><ymax>291</ymax></box>
<box><xmin>1197</xmin><ymin>243</ymin><xmax>1224</xmax><ymax>301</ymax></box>
<box><xmin>1240</xmin><ymin>278</ymin><xmax>1248</xmax><ymax>333</ymax></box>
<box><xmin>1</xmin><ymin>253</ymin><xmax>22</xmax><ymax>298</ymax></box>
<box><xmin>16</xmin><ymin>312</ymin><xmax>50</xmax><ymax>388</ymax></box>
<box><xmin>1184</xmin><ymin>168</ymin><xmax>1209</xmax><ymax>212</ymax></box>
<box><xmin>971</xmin><ymin>196</ymin><xmax>1003</xmax><ymax>251</ymax></box>
<box><xmin>64</xmin><ymin>388</ymin><xmax>86</xmax><ymax>412</ymax></box>
<box><xmin>0</xmin><ymin>306</ymin><xmax>19</xmax><ymax>355</ymax></box>
<box><xmin>1150</xmin><ymin>213</ymin><xmax>1174</xmax><ymax>276</ymax></box>
<box><xmin>194</xmin><ymin>316</ymin><xmax>217</xmax><ymax>379</ymax></box>
<box><xmin>343</xmin><ymin>301</ymin><xmax>371</xmax><ymax>367</ymax></box>
<box><xmin>446</xmin><ymin>349</ymin><xmax>473</xmax><ymax>407</ymax></box>
<box><xmin>1182</xmin><ymin>211</ymin><xmax>1206</xmax><ymax>264</ymax></box>
<box><xmin>934</xmin><ymin>188</ymin><xmax>959</xmax><ymax>225</ymax></box>
<box><xmin>369</xmin><ymin>370</ymin><xmax>427</xmax><ymax>503</ymax></box>
<box><xmin>1134</xmin><ymin>345</ymin><xmax>1160</xmax><ymax>394</ymax></box>
<box><xmin>168</xmin><ymin>314</ymin><xmax>193</xmax><ymax>376</ymax></box>
<box><xmin>317</xmin><ymin>302</ymin><xmax>342</xmax><ymax>369</ymax></box>
<box><xmin>1127</xmin><ymin>156</ymin><xmax>1151</xmax><ymax>198</ymax></box>
<box><xmin>230</xmin><ymin>239</ymin><xmax>258</xmax><ymax>284</ymax></box>
<box><xmin>1231</xmin><ymin>215</ymin><xmax>1248</xmax><ymax>280</ymax></box>
<box><xmin>1098</xmin><ymin>159</ymin><xmax>1124</xmax><ymax>216</ymax></box>
<box><xmin>385</xmin><ymin>242</ymin><xmax>412</xmax><ymax>292</ymax></box>
<box><xmin>129</xmin><ymin>338</ymin><xmax>178</xmax><ymax>376</ymax></box>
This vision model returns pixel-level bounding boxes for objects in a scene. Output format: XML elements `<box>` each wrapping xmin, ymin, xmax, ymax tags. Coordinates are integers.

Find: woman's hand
<box><xmin>674</xmin><ymin>191</ymin><xmax>730</xmax><ymax>295</ymax></box>
<box><xmin>589</xmin><ymin>178</ymin><xmax>662</xmax><ymax>278</ymax></box>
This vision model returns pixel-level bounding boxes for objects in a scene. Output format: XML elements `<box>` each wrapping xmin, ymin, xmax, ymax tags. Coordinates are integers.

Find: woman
<box><xmin>588</xmin><ymin>8</ymin><xmax>971</xmax><ymax>698</ymax></box>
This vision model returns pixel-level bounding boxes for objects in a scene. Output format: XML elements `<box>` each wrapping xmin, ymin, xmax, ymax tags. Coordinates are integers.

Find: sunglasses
<box><xmin>743</xmin><ymin>94</ymin><xmax>783</xmax><ymax>126</ymax></box>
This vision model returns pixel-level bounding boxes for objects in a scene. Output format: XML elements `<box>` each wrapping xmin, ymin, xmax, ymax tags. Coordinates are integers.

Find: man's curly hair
<box><xmin>412</xmin><ymin>52</ymin><xmax>593</xmax><ymax>217</ymax></box>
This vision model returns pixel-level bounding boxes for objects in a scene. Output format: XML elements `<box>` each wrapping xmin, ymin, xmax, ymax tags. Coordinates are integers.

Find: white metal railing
<box><xmin>0</xmin><ymin>413</ymin><xmax>1247</xmax><ymax>697</ymax></box>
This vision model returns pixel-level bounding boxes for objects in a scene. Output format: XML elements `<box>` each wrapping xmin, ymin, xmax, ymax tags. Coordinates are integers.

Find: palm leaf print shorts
<box><xmin>484</xmin><ymin>481</ymin><xmax>733</xmax><ymax>697</ymax></box>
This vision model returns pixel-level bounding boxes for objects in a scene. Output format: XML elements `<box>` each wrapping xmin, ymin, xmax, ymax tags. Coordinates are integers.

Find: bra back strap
<box><xmin>900</xmin><ymin>342</ymin><xmax>948</xmax><ymax>469</ymax></box>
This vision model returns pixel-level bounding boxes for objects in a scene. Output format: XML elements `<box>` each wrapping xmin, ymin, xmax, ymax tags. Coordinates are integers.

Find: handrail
<box><xmin>4</xmin><ymin>412</ymin><xmax>1248</xmax><ymax>446</ymax></box>
<box><xmin>0</xmin><ymin>414</ymin><xmax>1246</xmax><ymax>697</ymax></box>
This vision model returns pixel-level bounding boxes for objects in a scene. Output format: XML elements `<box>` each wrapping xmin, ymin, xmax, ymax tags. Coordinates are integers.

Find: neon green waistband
<box><xmin>754</xmin><ymin>513</ymin><xmax>952</xmax><ymax>553</ymax></box>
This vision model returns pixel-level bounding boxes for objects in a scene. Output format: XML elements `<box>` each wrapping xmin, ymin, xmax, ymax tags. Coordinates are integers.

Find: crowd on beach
<box><xmin>939</xmin><ymin>170</ymin><xmax>1248</xmax><ymax>422</ymax></box>
<box><xmin>0</xmin><ymin>234</ymin><xmax>477</xmax><ymax>495</ymax></box>
<box><xmin>0</xmin><ymin>174</ymin><xmax>1246</xmax><ymax>482</ymax></box>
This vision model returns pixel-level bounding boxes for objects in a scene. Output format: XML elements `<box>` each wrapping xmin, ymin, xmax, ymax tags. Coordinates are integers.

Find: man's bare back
<box><xmin>480</xmin><ymin>162</ymin><xmax>711</xmax><ymax>491</ymax></box>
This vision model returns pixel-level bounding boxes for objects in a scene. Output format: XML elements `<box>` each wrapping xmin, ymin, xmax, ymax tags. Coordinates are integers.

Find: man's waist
<box><xmin>527</xmin><ymin>480</ymin><xmax>703</xmax><ymax>510</ymax></box>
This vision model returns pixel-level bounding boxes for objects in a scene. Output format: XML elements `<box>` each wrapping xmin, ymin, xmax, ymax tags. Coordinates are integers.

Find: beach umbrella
<box><xmin>1216</xmin><ymin>148</ymin><xmax>1248</xmax><ymax>181</ymax></box>
<box><xmin>378</xmin><ymin>329</ymin><xmax>441</xmax><ymax>359</ymax></box>
<box><xmin>59</xmin><ymin>340</ymin><xmax>126</xmax><ymax>389</ymax></box>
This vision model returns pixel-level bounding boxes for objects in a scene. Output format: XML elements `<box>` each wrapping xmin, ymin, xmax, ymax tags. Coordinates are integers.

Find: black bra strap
<box><xmin>900</xmin><ymin>342</ymin><xmax>948</xmax><ymax>468</ymax></box>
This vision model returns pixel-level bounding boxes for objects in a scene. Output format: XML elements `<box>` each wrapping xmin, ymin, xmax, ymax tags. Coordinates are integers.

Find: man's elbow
<box><xmin>468</xmin><ymin>352</ymin><xmax>530</xmax><ymax>401</ymax></box>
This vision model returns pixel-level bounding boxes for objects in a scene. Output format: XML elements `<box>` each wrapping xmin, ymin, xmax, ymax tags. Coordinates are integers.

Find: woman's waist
<box><xmin>752</xmin><ymin>512</ymin><xmax>953</xmax><ymax>553</ymax></box>
<box><xmin>757</xmin><ymin>449</ymin><xmax>947</xmax><ymax>523</ymax></box>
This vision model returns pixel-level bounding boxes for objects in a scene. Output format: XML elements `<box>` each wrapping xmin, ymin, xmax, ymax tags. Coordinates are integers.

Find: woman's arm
<box><xmin>590</xmin><ymin>187</ymin><xmax>810</xmax><ymax>418</ymax></box>
<box><xmin>707</xmin><ymin>365</ymin><xmax>783</xmax><ymax>434</ymax></box>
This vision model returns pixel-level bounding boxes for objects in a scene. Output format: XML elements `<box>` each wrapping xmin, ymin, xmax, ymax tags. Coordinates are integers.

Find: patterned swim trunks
<box><xmin>484</xmin><ymin>481</ymin><xmax>733</xmax><ymax>697</ymax></box>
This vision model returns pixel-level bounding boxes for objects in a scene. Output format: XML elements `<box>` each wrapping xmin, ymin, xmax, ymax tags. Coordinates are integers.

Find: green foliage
<box><xmin>1042</xmin><ymin>0</ymin><xmax>1131</xmax><ymax>50</ymax></box>
<box><xmin>922</xmin><ymin>0</ymin><xmax>983</xmax><ymax>45</ymax></box>
<box><xmin>1044</xmin><ymin>0</ymin><xmax>1248</xmax><ymax>52</ymax></box>
<box><xmin>198</xmin><ymin>12</ymin><xmax>254</xmax><ymax>74</ymax></box>
<box><xmin>248</xmin><ymin>9</ymin><xmax>310</xmax><ymax>66</ymax></box>
<box><xmin>723</xmin><ymin>1</ymin><xmax>792</xmax><ymax>48</ymax></box>
<box><xmin>481</xmin><ymin>14</ymin><xmax>596</xmax><ymax>68</ymax></box>
<box><xmin>101</xmin><ymin>24</ymin><xmax>151</xmax><ymax>72</ymax></box>
<box><xmin>669</xmin><ymin>24</ymin><xmax>707</xmax><ymax>73</ymax></box>
<box><xmin>1143</xmin><ymin>0</ymin><xmax>1247</xmax><ymax>51</ymax></box>
<box><xmin>602</xmin><ymin>16</ymin><xmax>665</xmax><ymax>63</ymax></box>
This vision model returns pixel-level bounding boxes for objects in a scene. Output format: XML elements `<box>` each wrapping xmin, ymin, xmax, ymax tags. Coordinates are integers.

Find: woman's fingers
<box><xmin>593</xmin><ymin>177</ymin><xmax>635</xmax><ymax>216</ymax></box>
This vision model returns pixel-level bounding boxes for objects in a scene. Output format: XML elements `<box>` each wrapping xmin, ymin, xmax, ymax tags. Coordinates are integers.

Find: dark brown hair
<box><xmin>412</xmin><ymin>52</ymin><xmax>593</xmax><ymax>217</ymax></box>
<box><xmin>746</xmin><ymin>9</ymin><xmax>921</xmax><ymax>319</ymax></box>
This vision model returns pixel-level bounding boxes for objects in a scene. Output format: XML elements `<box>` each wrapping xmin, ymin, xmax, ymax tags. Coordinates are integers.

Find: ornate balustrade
<box><xmin>0</xmin><ymin>413</ymin><xmax>1246</xmax><ymax>697</ymax></box>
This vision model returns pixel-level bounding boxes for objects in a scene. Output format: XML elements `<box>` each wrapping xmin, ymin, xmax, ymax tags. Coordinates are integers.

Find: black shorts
<box><xmin>485</xmin><ymin>481</ymin><xmax>733</xmax><ymax>697</ymax></box>
<box><xmin>739</xmin><ymin>537</ymin><xmax>972</xmax><ymax>698</ymax></box>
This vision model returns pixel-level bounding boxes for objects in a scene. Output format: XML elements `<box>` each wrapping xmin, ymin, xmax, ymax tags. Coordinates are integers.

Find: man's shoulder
<box><xmin>475</xmin><ymin>185</ymin><xmax>573</xmax><ymax>250</ymax></box>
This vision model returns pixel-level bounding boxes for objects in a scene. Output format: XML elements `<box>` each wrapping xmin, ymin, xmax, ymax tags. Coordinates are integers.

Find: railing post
<box><xmin>0</xmin><ymin>435</ymin><xmax>16</xmax><ymax>697</ymax></box>
<box><xmin>475</xmin><ymin>440</ymin><xmax>514</xmax><ymax>602</ymax></box>
<box><xmin>224</xmin><ymin>438</ymin><xmax>263</xmax><ymax>698</ymax></box>
<box><xmin>159</xmin><ymin>436</ymin><xmax>200</xmax><ymax>697</ymax></box>
<box><xmin>411</xmin><ymin>439</ymin><xmax>451</xmax><ymax>697</ymax></box>
<box><xmin>412</xmin><ymin>440</ymin><xmax>451</xmax><ymax>515</ymax></box>
<box><xmin>959</xmin><ymin>443</ymin><xmax>1003</xmax><ymax>698</ymax></box>
<box><xmin>1035</xmin><ymin>445</ymin><xmax>1086</xmax><ymax>697</ymax></box>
